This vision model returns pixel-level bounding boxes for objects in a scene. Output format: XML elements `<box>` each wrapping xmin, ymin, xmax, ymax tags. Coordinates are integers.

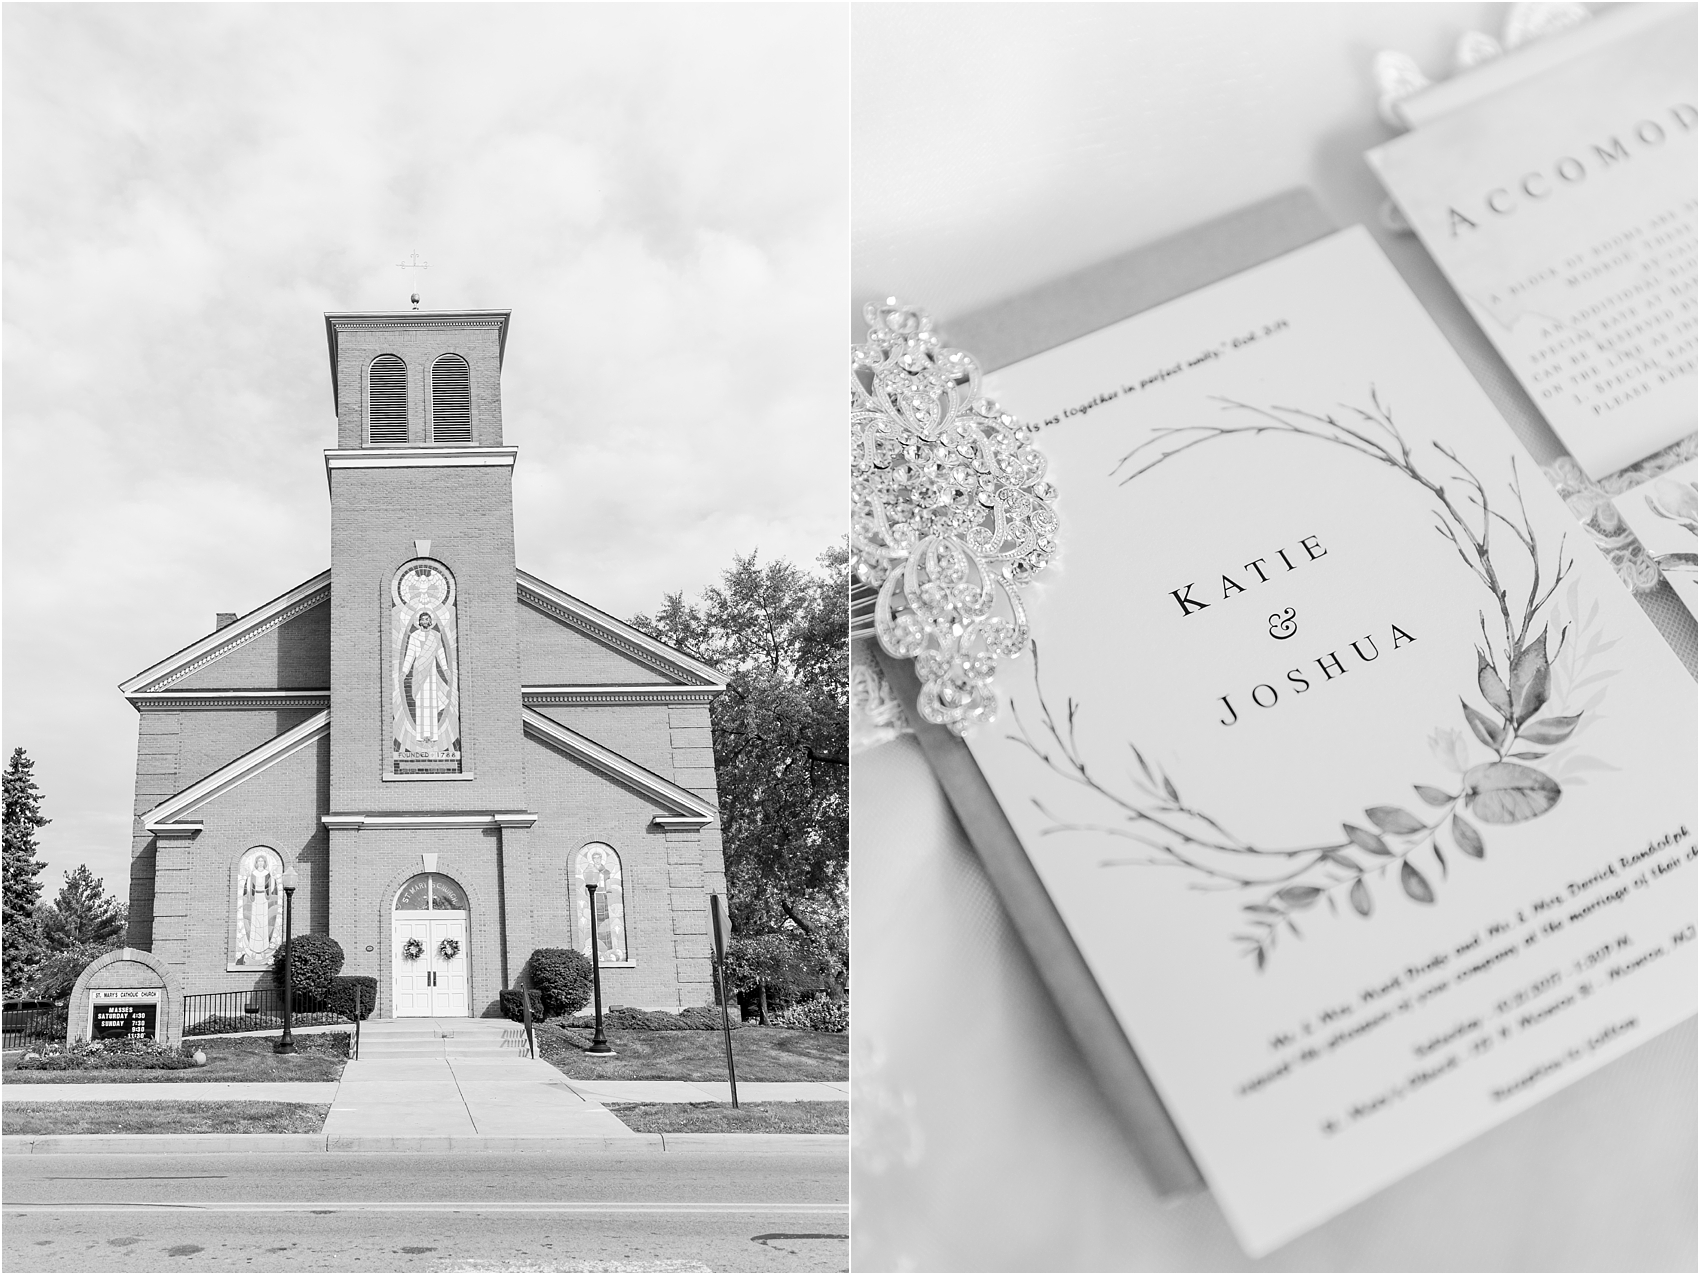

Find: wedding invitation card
<box><xmin>966</xmin><ymin>228</ymin><xmax>1698</xmax><ymax>1256</ymax></box>
<box><xmin>1367</xmin><ymin>5</ymin><xmax>1696</xmax><ymax>480</ymax></box>
<box><xmin>1614</xmin><ymin>457</ymin><xmax>1699</xmax><ymax>618</ymax></box>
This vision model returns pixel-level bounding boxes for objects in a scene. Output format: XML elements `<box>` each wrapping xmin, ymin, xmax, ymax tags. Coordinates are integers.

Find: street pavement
<box><xmin>2</xmin><ymin>1148</ymin><xmax>849</xmax><ymax>1272</ymax></box>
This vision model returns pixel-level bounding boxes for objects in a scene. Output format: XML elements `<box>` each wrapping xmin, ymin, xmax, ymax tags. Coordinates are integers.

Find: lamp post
<box><xmin>275</xmin><ymin>866</ymin><xmax>300</xmax><ymax>1055</ymax></box>
<box><xmin>583</xmin><ymin>877</ymin><xmax>614</xmax><ymax>1055</ymax></box>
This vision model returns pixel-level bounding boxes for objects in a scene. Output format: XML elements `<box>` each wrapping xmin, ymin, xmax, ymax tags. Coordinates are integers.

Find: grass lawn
<box><xmin>1</xmin><ymin>1100</ymin><xmax>330</xmax><ymax>1136</ymax></box>
<box><xmin>2</xmin><ymin>1033</ymin><xmax>348</xmax><ymax>1085</ymax></box>
<box><xmin>535</xmin><ymin>1023</ymin><xmax>846</xmax><ymax>1082</ymax></box>
<box><xmin>605</xmin><ymin>1101</ymin><xmax>847</xmax><ymax>1135</ymax></box>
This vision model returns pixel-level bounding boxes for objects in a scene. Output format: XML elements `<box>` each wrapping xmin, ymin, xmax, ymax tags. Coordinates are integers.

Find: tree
<box><xmin>632</xmin><ymin>545</ymin><xmax>848</xmax><ymax>997</ymax></box>
<box><xmin>3</xmin><ymin>748</ymin><xmax>50</xmax><ymax>996</ymax></box>
<box><xmin>39</xmin><ymin>864</ymin><xmax>126</xmax><ymax>951</ymax></box>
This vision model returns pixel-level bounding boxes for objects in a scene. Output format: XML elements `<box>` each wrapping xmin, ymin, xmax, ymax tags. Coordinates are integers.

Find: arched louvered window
<box><xmin>368</xmin><ymin>355</ymin><xmax>409</xmax><ymax>445</ymax></box>
<box><xmin>430</xmin><ymin>354</ymin><xmax>472</xmax><ymax>444</ymax></box>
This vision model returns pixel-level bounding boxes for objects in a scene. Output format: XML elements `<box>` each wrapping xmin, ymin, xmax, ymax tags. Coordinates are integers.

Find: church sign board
<box><xmin>89</xmin><ymin>988</ymin><xmax>161</xmax><ymax>1042</ymax></box>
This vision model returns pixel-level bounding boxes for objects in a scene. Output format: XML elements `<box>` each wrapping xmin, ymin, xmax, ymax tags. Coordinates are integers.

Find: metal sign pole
<box><xmin>709</xmin><ymin>894</ymin><xmax>739</xmax><ymax>1110</ymax></box>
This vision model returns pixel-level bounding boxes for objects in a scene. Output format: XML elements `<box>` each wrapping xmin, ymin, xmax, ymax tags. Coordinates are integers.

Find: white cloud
<box><xmin>2</xmin><ymin>4</ymin><xmax>846</xmax><ymax>899</ymax></box>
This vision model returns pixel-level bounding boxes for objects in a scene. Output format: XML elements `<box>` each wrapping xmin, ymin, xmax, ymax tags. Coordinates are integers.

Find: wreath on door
<box><xmin>438</xmin><ymin>938</ymin><xmax>461</xmax><ymax>961</ymax></box>
<box><xmin>401</xmin><ymin>937</ymin><xmax>424</xmax><ymax>961</ymax></box>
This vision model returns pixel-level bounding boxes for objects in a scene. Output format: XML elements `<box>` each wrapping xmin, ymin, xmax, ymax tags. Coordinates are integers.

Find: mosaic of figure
<box><xmin>391</xmin><ymin>560</ymin><xmax>462</xmax><ymax>774</ymax></box>
<box><xmin>233</xmin><ymin>846</ymin><xmax>284</xmax><ymax>966</ymax></box>
<box><xmin>573</xmin><ymin>843</ymin><xmax>628</xmax><ymax>962</ymax></box>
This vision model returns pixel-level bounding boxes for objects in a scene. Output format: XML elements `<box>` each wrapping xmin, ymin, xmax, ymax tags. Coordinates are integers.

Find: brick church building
<box><xmin>119</xmin><ymin>308</ymin><xmax>729</xmax><ymax>1019</ymax></box>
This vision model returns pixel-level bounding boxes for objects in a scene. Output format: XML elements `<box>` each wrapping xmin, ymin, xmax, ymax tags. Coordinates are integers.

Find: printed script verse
<box><xmin>1233</xmin><ymin>825</ymin><xmax>1694</xmax><ymax>1135</ymax></box>
<box><xmin>1037</xmin><ymin>320</ymin><xmax>1290</xmax><ymax>428</ymax></box>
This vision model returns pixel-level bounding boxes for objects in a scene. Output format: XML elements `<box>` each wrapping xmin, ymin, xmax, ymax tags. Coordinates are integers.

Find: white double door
<box><xmin>392</xmin><ymin>911</ymin><xmax>469</xmax><ymax>1017</ymax></box>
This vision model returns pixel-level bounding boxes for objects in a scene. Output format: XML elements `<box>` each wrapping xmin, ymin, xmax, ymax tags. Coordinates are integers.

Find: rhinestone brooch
<box><xmin>851</xmin><ymin>299</ymin><xmax>1058</xmax><ymax>735</ymax></box>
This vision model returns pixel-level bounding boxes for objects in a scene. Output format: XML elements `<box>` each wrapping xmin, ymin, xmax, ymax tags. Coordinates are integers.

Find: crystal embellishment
<box><xmin>851</xmin><ymin>299</ymin><xmax>1058</xmax><ymax>735</ymax></box>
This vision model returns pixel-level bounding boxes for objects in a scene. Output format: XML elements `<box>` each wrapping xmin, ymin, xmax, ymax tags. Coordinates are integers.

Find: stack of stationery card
<box><xmin>898</xmin><ymin>222</ymin><xmax>1697</xmax><ymax>1256</ymax></box>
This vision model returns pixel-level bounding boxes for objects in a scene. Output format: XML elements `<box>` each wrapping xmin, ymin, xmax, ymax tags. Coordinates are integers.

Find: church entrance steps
<box><xmin>355</xmin><ymin>1017</ymin><xmax>528</xmax><ymax>1059</ymax></box>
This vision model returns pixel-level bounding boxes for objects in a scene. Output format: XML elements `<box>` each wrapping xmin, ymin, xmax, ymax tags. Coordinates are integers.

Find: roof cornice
<box><xmin>323</xmin><ymin>811</ymin><xmax>538</xmax><ymax>831</ymax></box>
<box><xmin>127</xmin><ymin>690</ymin><xmax>331</xmax><ymax>711</ymax></box>
<box><xmin>521</xmin><ymin>685</ymin><xmax>719</xmax><ymax>707</ymax></box>
<box><xmin>517</xmin><ymin>570</ymin><xmax>727</xmax><ymax>690</ymax></box>
<box><xmin>120</xmin><ymin>572</ymin><xmax>331</xmax><ymax>697</ymax></box>
<box><xmin>522</xmin><ymin>708</ymin><xmax>716</xmax><ymax>827</ymax></box>
<box><xmin>143</xmin><ymin>711</ymin><xmax>330</xmax><ymax>833</ymax></box>
<box><xmin>325</xmin><ymin>447</ymin><xmax>516</xmax><ymax>479</ymax></box>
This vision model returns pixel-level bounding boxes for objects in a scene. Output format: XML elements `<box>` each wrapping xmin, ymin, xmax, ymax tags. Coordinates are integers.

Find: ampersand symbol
<box><xmin>1269</xmin><ymin>608</ymin><xmax>1297</xmax><ymax>640</ymax></box>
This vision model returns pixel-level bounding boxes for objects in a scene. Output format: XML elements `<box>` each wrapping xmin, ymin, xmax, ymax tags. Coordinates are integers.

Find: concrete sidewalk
<box><xmin>325</xmin><ymin>1055</ymin><xmax>636</xmax><ymax>1138</ymax></box>
<box><xmin>2</xmin><ymin>1132</ymin><xmax>848</xmax><ymax>1156</ymax></box>
<box><xmin>2</xmin><ymin>1077</ymin><xmax>849</xmax><ymax>1104</ymax></box>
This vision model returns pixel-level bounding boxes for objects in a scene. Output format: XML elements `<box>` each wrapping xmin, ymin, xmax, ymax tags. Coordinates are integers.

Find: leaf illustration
<box><xmin>1129</xmin><ymin>744</ymin><xmax>1155</xmax><ymax>784</ymax></box>
<box><xmin>1366</xmin><ymin>805</ymin><xmax>1426</xmax><ymax>835</ymax></box>
<box><xmin>1414</xmin><ymin>784</ymin><xmax>1456</xmax><ymax>807</ymax></box>
<box><xmin>1349</xmin><ymin>878</ymin><xmax>1372</xmax><ymax>917</ymax></box>
<box><xmin>1276</xmin><ymin>885</ymin><xmax>1322</xmax><ymax>908</ymax></box>
<box><xmin>1509</xmin><ymin>627</ymin><xmax>1551</xmax><ymax>725</ymax></box>
<box><xmin>1321</xmin><ymin>849</ymin><xmax>1358</xmax><ymax>871</ymax></box>
<box><xmin>1255</xmin><ymin>947</ymin><xmax>1266</xmax><ymax>971</ymax></box>
<box><xmin>1509</xmin><ymin>751</ymin><xmax>1548</xmax><ymax>760</ymax></box>
<box><xmin>1461</xmin><ymin>699</ymin><xmax>1506</xmax><ymax>749</ymax></box>
<box><xmin>1343</xmin><ymin>823</ymin><xmax>1392</xmax><ymax>856</ymax></box>
<box><xmin>1461</xmin><ymin>761</ymin><xmax>1561</xmax><ymax>824</ymax></box>
<box><xmin>1520</xmin><ymin>714</ymin><xmax>1581</xmax><ymax>746</ymax></box>
<box><xmin>1476</xmin><ymin>649</ymin><xmax>1512</xmax><ymax>717</ymax></box>
<box><xmin>1400</xmin><ymin>860</ymin><xmax>1435</xmax><ymax>903</ymax></box>
<box><xmin>1433</xmin><ymin>843</ymin><xmax>1448</xmax><ymax>877</ymax></box>
<box><xmin>1161</xmin><ymin>773</ymin><xmax>1180</xmax><ymax>803</ymax></box>
<box><xmin>1451</xmin><ymin>813</ymin><xmax>1484</xmax><ymax>858</ymax></box>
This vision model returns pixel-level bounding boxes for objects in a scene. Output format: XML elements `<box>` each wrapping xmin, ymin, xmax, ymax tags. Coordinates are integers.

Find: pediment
<box><xmin>142</xmin><ymin>710</ymin><xmax>330</xmax><ymax>832</ymax></box>
<box><xmin>121</xmin><ymin>573</ymin><xmax>331</xmax><ymax>700</ymax></box>
<box><xmin>516</xmin><ymin>570</ymin><xmax>726</xmax><ymax>691</ymax></box>
<box><xmin>522</xmin><ymin>709</ymin><xmax>715</xmax><ymax>827</ymax></box>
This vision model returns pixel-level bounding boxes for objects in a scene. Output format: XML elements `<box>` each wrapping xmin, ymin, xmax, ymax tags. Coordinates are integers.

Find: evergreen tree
<box><xmin>40</xmin><ymin>864</ymin><xmax>126</xmax><ymax>950</ymax></box>
<box><xmin>2</xmin><ymin>748</ymin><xmax>50</xmax><ymax>996</ymax></box>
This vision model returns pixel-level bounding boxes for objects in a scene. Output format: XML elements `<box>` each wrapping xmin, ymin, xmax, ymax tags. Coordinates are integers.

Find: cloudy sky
<box><xmin>3</xmin><ymin>4</ymin><xmax>847</xmax><ymax>902</ymax></box>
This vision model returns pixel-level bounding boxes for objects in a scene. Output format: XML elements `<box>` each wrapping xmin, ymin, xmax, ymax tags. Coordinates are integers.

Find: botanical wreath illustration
<box><xmin>438</xmin><ymin>938</ymin><xmax>461</xmax><ymax>961</ymax></box>
<box><xmin>401</xmin><ymin>937</ymin><xmax>425</xmax><ymax>962</ymax></box>
<box><xmin>1011</xmin><ymin>392</ymin><xmax>1604</xmax><ymax>971</ymax></box>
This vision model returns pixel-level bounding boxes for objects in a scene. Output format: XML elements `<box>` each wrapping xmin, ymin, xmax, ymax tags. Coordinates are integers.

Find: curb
<box><xmin>2</xmin><ymin>1132</ymin><xmax>848</xmax><ymax>1156</ymax></box>
<box><xmin>659</xmin><ymin>1133</ymin><xmax>848</xmax><ymax>1154</ymax></box>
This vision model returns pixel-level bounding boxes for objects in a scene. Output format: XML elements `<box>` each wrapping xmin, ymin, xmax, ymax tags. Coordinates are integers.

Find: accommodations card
<box><xmin>967</xmin><ymin>228</ymin><xmax>1697</xmax><ymax>1256</ymax></box>
<box><xmin>1367</xmin><ymin>5</ymin><xmax>1696</xmax><ymax>480</ymax></box>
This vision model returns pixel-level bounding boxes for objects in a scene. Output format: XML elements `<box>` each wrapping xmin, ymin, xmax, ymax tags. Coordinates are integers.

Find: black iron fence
<box><xmin>2</xmin><ymin>1000</ymin><xmax>65</xmax><ymax>1051</ymax></box>
<box><xmin>182</xmin><ymin>987</ymin><xmax>332</xmax><ymax>1036</ymax></box>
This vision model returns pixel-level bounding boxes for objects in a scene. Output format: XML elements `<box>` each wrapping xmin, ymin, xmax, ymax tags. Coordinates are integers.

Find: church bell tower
<box><xmin>320</xmin><ymin>308</ymin><xmax>538</xmax><ymax>986</ymax></box>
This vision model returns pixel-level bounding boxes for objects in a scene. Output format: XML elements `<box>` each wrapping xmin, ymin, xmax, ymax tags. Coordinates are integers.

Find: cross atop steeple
<box><xmin>396</xmin><ymin>251</ymin><xmax>430</xmax><ymax>309</ymax></box>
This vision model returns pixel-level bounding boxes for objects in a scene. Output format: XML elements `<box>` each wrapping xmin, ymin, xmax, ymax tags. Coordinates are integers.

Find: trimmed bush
<box><xmin>526</xmin><ymin>948</ymin><xmax>593</xmax><ymax>1019</ymax></box>
<box><xmin>19</xmin><ymin>1038</ymin><xmax>197</xmax><ymax>1071</ymax></box>
<box><xmin>564</xmin><ymin>1005</ymin><xmax>743</xmax><ymax>1032</ymax></box>
<box><xmin>325</xmin><ymin>975</ymin><xmax>377</xmax><ymax>1022</ymax></box>
<box><xmin>270</xmin><ymin>934</ymin><xmax>344</xmax><ymax>1001</ymax></box>
<box><xmin>499</xmin><ymin>988</ymin><xmax>544</xmax><ymax>1022</ymax></box>
<box><xmin>770</xmin><ymin>996</ymin><xmax>848</xmax><ymax>1033</ymax></box>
